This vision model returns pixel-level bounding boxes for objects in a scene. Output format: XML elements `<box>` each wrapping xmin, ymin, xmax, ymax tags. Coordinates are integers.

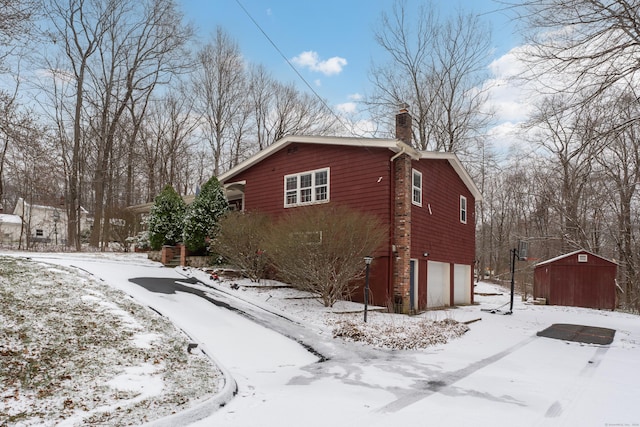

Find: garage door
<box><xmin>453</xmin><ymin>264</ymin><xmax>471</xmax><ymax>305</ymax></box>
<box><xmin>427</xmin><ymin>261</ymin><xmax>450</xmax><ymax>308</ymax></box>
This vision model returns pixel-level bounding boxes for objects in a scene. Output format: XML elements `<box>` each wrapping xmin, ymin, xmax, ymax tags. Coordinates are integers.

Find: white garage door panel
<box><xmin>427</xmin><ymin>261</ymin><xmax>450</xmax><ymax>308</ymax></box>
<box><xmin>454</xmin><ymin>264</ymin><xmax>471</xmax><ymax>305</ymax></box>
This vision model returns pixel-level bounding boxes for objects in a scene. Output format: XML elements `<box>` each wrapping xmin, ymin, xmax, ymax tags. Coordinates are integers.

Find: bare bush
<box><xmin>332</xmin><ymin>316</ymin><xmax>469</xmax><ymax>350</ymax></box>
<box><xmin>266</xmin><ymin>205</ymin><xmax>385</xmax><ymax>307</ymax></box>
<box><xmin>211</xmin><ymin>211</ymin><xmax>272</xmax><ymax>282</ymax></box>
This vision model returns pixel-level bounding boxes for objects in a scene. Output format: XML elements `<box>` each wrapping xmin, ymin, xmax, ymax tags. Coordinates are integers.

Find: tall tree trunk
<box><xmin>69</xmin><ymin>60</ymin><xmax>88</xmax><ymax>251</ymax></box>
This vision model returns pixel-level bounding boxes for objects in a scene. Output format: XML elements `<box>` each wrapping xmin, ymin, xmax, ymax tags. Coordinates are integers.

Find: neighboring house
<box><xmin>0</xmin><ymin>213</ymin><xmax>22</xmax><ymax>244</ymax></box>
<box><xmin>534</xmin><ymin>250</ymin><xmax>617</xmax><ymax>310</ymax></box>
<box><xmin>13</xmin><ymin>198</ymin><xmax>90</xmax><ymax>246</ymax></box>
<box><xmin>218</xmin><ymin>108</ymin><xmax>482</xmax><ymax>314</ymax></box>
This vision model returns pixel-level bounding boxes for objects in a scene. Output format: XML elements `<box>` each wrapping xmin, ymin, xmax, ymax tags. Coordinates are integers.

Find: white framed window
<box><xmin>284</xmin><ymin>168</ymin><xmax>330</xmax><ymax>207</ymax></box>
<box><xmin>460</xmin><ymin>195</ymin><xmax>467</xmax><ymax>224</ymax></box>
<box><xmin>412</xmin><ymin>169</ymin><xmax>422</xmax><ymax>206</ymax></box>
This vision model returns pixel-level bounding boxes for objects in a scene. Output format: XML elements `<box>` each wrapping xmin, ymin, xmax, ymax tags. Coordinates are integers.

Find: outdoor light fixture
<box><xmin>364</xmin><ymin>256</ymin><xmax>373</xmax><ymax>323</ymax></box>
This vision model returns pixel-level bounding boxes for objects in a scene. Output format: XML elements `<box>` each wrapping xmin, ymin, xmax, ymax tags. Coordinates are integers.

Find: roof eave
<box><xmin>419</xmin><ymin>151</ymin><xmax>483</xmax><ymax>202</ymax></box>
<box><xmin>218</xmin><ymin>135</ymin><xmax>401</xmax><ymax>183</ymax></box>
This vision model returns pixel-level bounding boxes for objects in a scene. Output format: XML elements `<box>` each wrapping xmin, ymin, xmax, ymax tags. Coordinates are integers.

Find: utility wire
<box><xmin>234</xmin><ymin>0</ymin><xmax>359</xmax><ymax>137</ymax></box>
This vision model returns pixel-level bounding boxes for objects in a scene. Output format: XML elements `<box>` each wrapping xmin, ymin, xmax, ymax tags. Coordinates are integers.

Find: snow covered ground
<box><xmin>2</xmin><ymin>251</ymin><xmax>640</xmax><ymax>427</ymax></box>
<box><xmin>0</xmin><ymin>254</ymin><xmax>225</xmax><ymax>426</ymax></box>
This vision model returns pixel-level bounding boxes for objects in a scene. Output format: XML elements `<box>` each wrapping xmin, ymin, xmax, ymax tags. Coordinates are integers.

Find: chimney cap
<box><xmin>399</xmin><ymin>102</ymin><xmax>409</xmax><ymax>113</ymax></box>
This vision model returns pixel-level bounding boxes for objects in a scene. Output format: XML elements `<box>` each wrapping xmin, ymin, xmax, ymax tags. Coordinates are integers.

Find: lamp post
<box><xmin>364</xmin><ymin>256</ymin><xmax>373</xmax><ymax>323</ymax></box>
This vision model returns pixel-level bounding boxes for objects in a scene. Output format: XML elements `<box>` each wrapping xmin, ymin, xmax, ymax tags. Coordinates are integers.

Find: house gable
<box><xmin>219</xmin><ymin>135</ymin><xmax>406</xmax><ymax>184</ymax></box>
<box><xmin>411</xmin><ymin>158</ymin><xmax>476</xmax><ymax>265</ymax></box>
<box><xmin>227</xmin><ymin>141</ymin><xmax>393</xmax><ymax>230</ymax></box>
<box><xmin>217</xmin><ymin>131</ymin><xmax>481</xmax><ymax>313</ymax></box>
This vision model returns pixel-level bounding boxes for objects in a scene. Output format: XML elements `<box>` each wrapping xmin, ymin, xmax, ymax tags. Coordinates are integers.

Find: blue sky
<box><xmin>180</xmin><ymin>1</ymin><xmax>521</xmax><ymax>113</ymax></box>
<box><xmin>179</xmin><ymin>0</ymin><xmax>530</xmax><ymax>153</ymax></box>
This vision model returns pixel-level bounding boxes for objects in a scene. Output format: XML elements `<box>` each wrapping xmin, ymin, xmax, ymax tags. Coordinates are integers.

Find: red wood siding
<box><xmin>409</xmin><ymin>159</ymin><xmax>475</xmax><ymax>309</ymax></box>
<box><xmin>533</xmin><ymin>251</ymin><xmax>617</xmax><ymax>310</ymax></box>
<box><xmin>234</xmin><ymin>143</ymin><xmax>392</xmax><ymax>236</ymax></box>
<box><xmin>233</xmin><ymin>143</ymin><xmax>396</xmax><ymax>306</ymax></box>
<box><xmin>533</xmin><ymin>267</ymin><xmax>551</xmax><ymax>302</ymax></box>
<box><xmin>410</xmin><ymin>159</ymin><xmax>476</xmax><ymax>265</ymax></box>
<box><xmin>228</xmin><ymin>142</ymin><xmax>478</xmax><ymax>310</ymax></box>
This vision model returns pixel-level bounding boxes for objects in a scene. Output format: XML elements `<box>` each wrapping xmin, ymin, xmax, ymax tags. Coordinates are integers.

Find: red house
<box><xmin>533</xmin><ymin>250</ymin><xmax>617</xmax><ymax>310</ymax></box>
<box><xmin>218</xmin><ymin>109</ymin><xmax>482</xmax><ymax>313</ymax></box>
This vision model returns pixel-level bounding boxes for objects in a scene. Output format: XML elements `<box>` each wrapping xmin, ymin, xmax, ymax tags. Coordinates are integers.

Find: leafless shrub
<box><xmin>332</xmin><ymin>317</ymin><xmax>469</xmax><ymax>350</ymax></box>
<box><xmin>266</xmin><ymin>204</ymin><xmax>385</xmax><ymax>307</ymax></box>
<box><xmin>211</xmin><ymin>211</ymin><xmax>272</xmax><ymax>282</ymax></box>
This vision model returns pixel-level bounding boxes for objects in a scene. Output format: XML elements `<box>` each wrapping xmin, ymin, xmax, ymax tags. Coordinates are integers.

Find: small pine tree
<box><xmin>183</xmin><ymin>176</ymin><xmax>229</xmax><ymax>254</ymax></box>
<box><xmin>147</xmin><ymin>185</ymin><xmax>187</xmax><ymax>250</ymax></box>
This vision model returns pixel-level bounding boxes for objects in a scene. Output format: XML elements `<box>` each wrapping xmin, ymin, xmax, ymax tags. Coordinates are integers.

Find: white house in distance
<box><xmin>12</xmin><ymin>198</ymin><xmax>90</xmax><ymax>246</ymax></box>
<box><xmin>0</xmin><ymin>211</ymin><xmax>22</xmax><ymax>244</ymax></box>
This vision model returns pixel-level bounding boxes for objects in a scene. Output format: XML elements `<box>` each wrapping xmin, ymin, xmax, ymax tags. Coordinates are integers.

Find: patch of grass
<box><xmin>0</xmin><ymin>256</ymin><xmax>221</xmax><ymax>425</ymax></box>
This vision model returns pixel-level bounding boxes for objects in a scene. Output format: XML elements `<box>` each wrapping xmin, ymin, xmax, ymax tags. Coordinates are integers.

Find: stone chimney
<box><xmin>395</xmin><ymin>103</ymin><xmax>412</xmax><ymax>145</ymax></box>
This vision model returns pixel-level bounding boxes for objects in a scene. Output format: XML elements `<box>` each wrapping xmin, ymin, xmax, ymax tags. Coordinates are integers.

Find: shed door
<box><xmin>453</xmin><ymin>264</ymin><xmax>471</xmax><ymax>305</ymax></box>
<box><xmin>427</xmin><ymin>261</ymin><xmax>450</xmax><ymax>308</ymax></box>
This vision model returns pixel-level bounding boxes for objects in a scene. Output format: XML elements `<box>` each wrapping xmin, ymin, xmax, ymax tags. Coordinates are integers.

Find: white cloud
<box><xmin>482</xmin><ymin>46</ymin><xmax>537</xmax><ymax>126</ymax></box>
<box><xmin>314</xmin><ymin>79</ymin><xmax>322</xmax><ymax>87</ymax></box>
<box><xmin>336</xmin><ymin>102</ymin><xmax>357</xmax><ymax>114</ymax></box>
<box><xmin>348</xmin><ymin>93</ymin><xmax>362</xmax><ymax>101</ymax></box>
<box><xmin>291</xmin><ymin>51</ymin><xmax>347</xmax><ymax>76</ymax></box>
<box><xmin>486</xmin><ymin>121</ymin><xmax>521</xmax><ymax>152</ymax></box>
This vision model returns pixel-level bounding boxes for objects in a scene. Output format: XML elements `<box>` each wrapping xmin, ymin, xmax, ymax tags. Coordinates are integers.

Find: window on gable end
<box><xmin>460</xmin><ymin>195</ymin><xmax>467</xmax><ymax>224</ymax></box>
<box><xmin>284</xmin><ymin>168</ymin><xmax>330</xmax><ymax>207</ymax></box>
<box><xmin>286</xmin><ymin>176</ymin><xmax>298</xmax><ymax>205</ymax></box>
<box><xmin>412</xmin><ymin>169</ymin><xmax>422</xmax><ymax>206</ymax></box>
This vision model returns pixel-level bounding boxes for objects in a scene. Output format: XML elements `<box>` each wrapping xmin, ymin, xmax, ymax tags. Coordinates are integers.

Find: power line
<box><xmin>233</xmin><ymin>0</ymin><xmax>358</xmax><ymax>137</ymax></box>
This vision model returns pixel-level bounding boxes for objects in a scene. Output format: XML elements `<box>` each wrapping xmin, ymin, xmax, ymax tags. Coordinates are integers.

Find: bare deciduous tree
<box><xmin>524</xmin><ymin>95</ymin><xmax>605</xmax><ymax>251</ymax></box>
<box><xmin>43</xmin><ymin>0</ymin><xmax>105</xmax><ymax>249</ymax></box>
<box><xmin>595</xmin><ymin>93</ymin><xmax>640</xmax><ymax>308</ymax></box>
<box><xmin>0</xmin><ymin>0</ymin><xmax>37</xmax><ymax>68</ymax></box>
<box><xmin>192</xmin><ymin>27</ymin><xmax>246</xmax><ymax>177</ymax></box>
<box><xmin>43</xmin><ymin>0</ymin><xmax>193</xmax><ymax>249</ymax></box>
<box><xmin>515</xmin><ymin>0</ymin><xmax>640</xmax><ymax>111</ymax></box>
<box><xmin>367</xmin><ymin>0</ymin><xmax>493</xmax><ymax>153</ymax></box>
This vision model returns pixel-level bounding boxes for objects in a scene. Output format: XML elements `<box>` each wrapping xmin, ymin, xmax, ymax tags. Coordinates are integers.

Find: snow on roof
<box><xmin>0</xmin><ymin>213</ymin><xmax>22</xmax><ymax>224</ymax></box>
<box><xmin>535</xmin><ymin>249</ymin><xmax>617</xmax><ymax>266</ymax></box>
<box><xmin>14</xmin><ymin>198</ymin><xmax>89</xmax><ymax>214</ymax></box>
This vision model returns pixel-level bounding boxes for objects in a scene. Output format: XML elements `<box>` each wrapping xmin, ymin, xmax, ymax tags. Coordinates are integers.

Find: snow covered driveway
<box><xmin>17</xmin><ymin>253</ymin><xmax>640</xmax><ymax>427</ymax></box>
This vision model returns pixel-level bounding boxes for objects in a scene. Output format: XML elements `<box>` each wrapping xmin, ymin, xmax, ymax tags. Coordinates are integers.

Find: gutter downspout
<box><xmin>389</xmin><ymin>146</ymin><xmax>407</xmax><ymax>163</ymax></box>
